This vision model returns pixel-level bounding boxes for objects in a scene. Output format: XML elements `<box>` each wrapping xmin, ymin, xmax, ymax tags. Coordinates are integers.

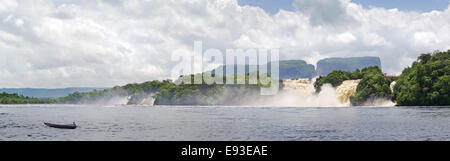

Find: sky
<box><xmin>239</xmin><ymin>0</ymin><xmax>450</xmax><ymax>14</ymax></box>
<box><xmin>1</xmin><ymin>0</ymin><xmax>450</xmax><ymax>88</ymax></box>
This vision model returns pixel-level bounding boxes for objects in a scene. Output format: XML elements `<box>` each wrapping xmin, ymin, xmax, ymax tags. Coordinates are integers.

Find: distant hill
<box><xmin>316</xmin><ymin>57</ymin><xmax>381</xmax><ymax>76</ymax></box>
<box><xmin>210</xmin><ymin>60</ymin><xmax>316</xmax><ymax>79</ymax></box>
<box><xmin>277</xmin><ymin>60</ymin><xmax>316</xmax><ymax>78</ymax></box>
<box><xmin>0</xmin><ymin>88</ymin><xmax>106</xmax><ymax>98</ymax></box>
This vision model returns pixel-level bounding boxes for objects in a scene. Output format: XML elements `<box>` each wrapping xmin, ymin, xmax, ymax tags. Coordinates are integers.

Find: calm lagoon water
<box><xmin>1</xmin><ymin>105</ymin><xmax>449</xmax><ymax>141</ymax></box>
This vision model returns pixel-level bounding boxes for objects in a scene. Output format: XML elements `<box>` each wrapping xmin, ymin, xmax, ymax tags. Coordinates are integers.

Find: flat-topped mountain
<box><xmin>316</xmin><ymin>57</ymin><xmax>381</xmax><ymax>76</ymax></box>
<box><xmin>210</xmin><ymin>60</ymin><xmax>316</xmax><ymax>79</ymax></box>
<box><xmin>210</xmin><ymin>56</ymin><xmax>381</xmax><ymax>78</ymax></box>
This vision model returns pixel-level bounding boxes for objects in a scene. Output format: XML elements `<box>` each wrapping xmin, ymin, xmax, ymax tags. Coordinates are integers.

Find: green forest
<box><xmin>314</xmin><ymin>69</ymin><xmax>363</xmax><ymax>93</ymax></box>
<box><xmin>350</xmin><ymin>67</ymin><xmax>393</xmax><ymax>106</ymax></box>
<box><xmin>56</xmin><ymin>73</ymin><xmax>272</xmax><ymax>105</ymax></box>
<box><xmin>0</xmin><ymin>92</ymin><xmax>55</xmax><ymax>104</ymax></box>
<box><xmin>392</xmin><ymin>50</ymin><xmax>449</xmax><ymax>106</ymax></box>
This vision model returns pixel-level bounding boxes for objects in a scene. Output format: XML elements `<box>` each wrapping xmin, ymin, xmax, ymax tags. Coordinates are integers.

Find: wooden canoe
<box><xmin>44</xmin><ymin>122</ymin><xmax>77</xmax><ymax>129</ymax></box>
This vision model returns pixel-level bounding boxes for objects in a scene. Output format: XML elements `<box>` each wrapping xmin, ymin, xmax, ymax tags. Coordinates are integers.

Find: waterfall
<box><xmin>277</xmin><ymin>78</ymin><xmax>383</xmax><ymax>107</ymax></box>
<box><xmin>139</xmin><ymin>95</ymin><xmax>155</xmax><ymax>106</ymax></box>
<box><xmin>126</xmin><ymin>93</ymin><xmax>156</xmax><ymax>106</ymax></box>
<box><xmin>390</xmin><ymin>81</ymin><xmax>396</xmax><ymax>93</ymax></box>
<box><xmin>335</xmin><ymin>80</ymin><xmax>360</xmax><ymax>105</ymax></box>
<box><xmin>278</xmin><ymin>78</ymin><xmax>350</xmax><ymax>107</ymax></box>
<box><xmin>280</xmin><ymin>78</ymin><xmax>360</xmax><ymax>106</ymax></box>
<box><xmin>281</xmin><ymin>78</ymin><xmax>316</xmax><ymax>97</ymax></box>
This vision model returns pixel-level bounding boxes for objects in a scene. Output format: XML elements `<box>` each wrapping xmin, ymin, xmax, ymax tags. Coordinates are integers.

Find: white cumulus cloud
<box><xmin>0</xmin><ymin>0</ymin><xmax>449</xmax><ymax>88</ymax></box>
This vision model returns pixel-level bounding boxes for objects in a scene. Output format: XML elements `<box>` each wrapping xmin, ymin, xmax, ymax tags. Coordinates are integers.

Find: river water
<box><xmin>1</xmin><ymin>105</ymin><xmax>449</xmax><ymax>141</ymax></box>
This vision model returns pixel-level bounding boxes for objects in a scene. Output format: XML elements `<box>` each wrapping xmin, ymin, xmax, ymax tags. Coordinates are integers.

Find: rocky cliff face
<box><xmin>316</xmin><ymin>57</ymin><xmax>381</xmax><ymax>76</ymax></box>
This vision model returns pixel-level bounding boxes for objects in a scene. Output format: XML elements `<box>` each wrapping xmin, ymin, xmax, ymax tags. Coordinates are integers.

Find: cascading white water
<box><xmin>390</xmin><ymin>81</ymin><xmax>396</xmax><ymax>93</ymax></box>
<box><xmin>276</xmin><ymin>78</ymin><xmax>400</xmax><ymax>107</ymax></box>
<box><xmin>277</xmin><ymin>78</ymin><xmax>358</xmax><ymax>107</ymax></box>
<box><xmin>123</xmin><ymin>93</ymin><xmax>156</xmax><ymax>106</ymax></box>
<box><xmin>335</xmin><ymin>80</ymin><xmax>360</xmax><ymax>105</ymax></box>
<box><xmin>278</xmin><ymin>78</ymin><xmax>396</xmax><ymax>107</ymax></box>
<box><xmin>139</xmin><ymin>96</ymin><xmax>155</xmax><ymax>106</ymax></box>
<box><xmin>281</xmin><ymin>78</ymin><xmax>316</xmax><ymax>97</ymax></box>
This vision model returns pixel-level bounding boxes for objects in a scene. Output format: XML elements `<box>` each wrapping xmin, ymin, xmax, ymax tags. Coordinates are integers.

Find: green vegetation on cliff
<box><xmin>314</xmin><ymin>69</ymin><xmax>362</xmax><ymax>92</ymax></box>
<box><xmin>148</xmin><ymin>72</ymin><xmax>273</xmax><ymax>105</ymax></box>
<box><xmin>392</xmin><ymin>50</ymin><xmax>450</xmax><ymax>106</ymax></box>
<box><xmin>350</xmin><ymin>67</ymin><xmax>392</xmax><ymax>106</ymax></box>
<box><xmin>56</xmin><ymin>72</ymin><xmax>273</xmax><ymax>105</ymax></box>
<box><xmin>314</xmin><ymin>66</ymin><xmax>392</xmax><ymax>106</ymax></box>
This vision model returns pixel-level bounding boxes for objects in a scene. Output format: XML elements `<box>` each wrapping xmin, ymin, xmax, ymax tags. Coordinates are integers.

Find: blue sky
<box><xmin>238</xmin><ymin>0</ymin><xmax>450</xmax><ymax>14</ymax></box>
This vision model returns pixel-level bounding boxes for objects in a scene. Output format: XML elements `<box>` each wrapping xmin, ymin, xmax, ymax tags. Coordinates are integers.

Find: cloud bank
<box><xmin>0</xmin><ymin>0</ymin><xmax>449</xmax><ymax>88</ymax></box>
